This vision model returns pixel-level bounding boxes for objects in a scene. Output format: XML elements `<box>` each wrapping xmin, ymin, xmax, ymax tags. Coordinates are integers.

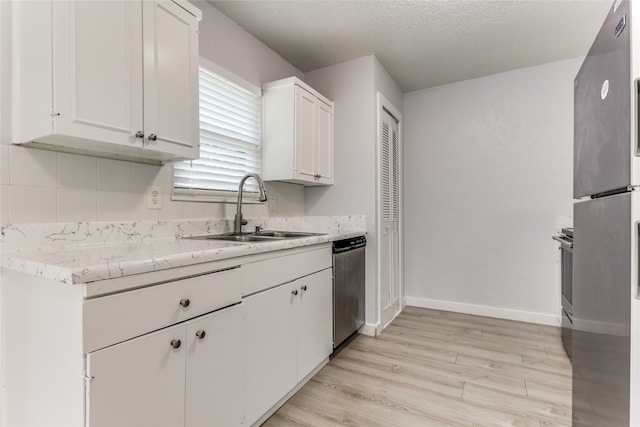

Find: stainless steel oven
<box><xmin>553</xmin><ymin>227</ymin><xmax>573</xmax><ymax>360</ymax></box>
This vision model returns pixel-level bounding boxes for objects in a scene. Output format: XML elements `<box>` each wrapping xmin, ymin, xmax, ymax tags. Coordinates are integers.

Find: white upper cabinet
<box><xmin>263</xmin><ymin>77</ymin><xmax>334</xmax><ymax>185</ymax></box>
<box><xmin>51</xmin><ymin>1</ymin><xmax>144</xmax><ymax>151</ymax></box>
<box><xmin>10</xmin><ymin>0</ymin><xmax>201</xmax><ymax>165</ymax></box>
<box><xmin>142</xmin><ymin>1</ymin><xmax>200</xmax><ymax>160</ymax></box>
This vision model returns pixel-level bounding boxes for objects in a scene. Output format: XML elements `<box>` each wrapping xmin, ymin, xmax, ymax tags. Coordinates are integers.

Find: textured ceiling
<box><xmin>209</xmin><ymin>0</ymin><xmax>612</xmax><ymax>92</ymax></box>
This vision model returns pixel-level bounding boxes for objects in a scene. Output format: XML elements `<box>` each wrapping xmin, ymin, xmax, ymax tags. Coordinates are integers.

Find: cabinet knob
<box><xmin>301</xmin><ymin>285</ymin><xmax>308</xmax><ymax>292</ymax></box>
<box><xmin>135</xmin><ymin>131</ymin><xmax>144</xmax><ymax>139</ymax></box>
<box><xmin>148</xmin><ymin>133</ymin><xmax>157</xmax><ymax>141</ymax></box>
<box><xmin>292</xmin><ymin>289</ymin><xmax>299</xmax><ymax>296</ymax></box>
<box><xmin>179</xmin><ymin>298</ymin><xmax>190</xmax><ymax>308</ymax></box>
<box><xmin>195</xmin><ymin>330</ymin><xmax>206</xmax><ymax>340</ymax></box>
<box><xmin>170</xmin><ymin>339</ymin><xmax>182</xmax><ymax>349</ymax></box>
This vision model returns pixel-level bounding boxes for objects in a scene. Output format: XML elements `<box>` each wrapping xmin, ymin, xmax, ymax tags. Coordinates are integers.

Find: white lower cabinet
<box><xmin>2</xmin><ymin>245</ymin><xmax>334</xmax><ymax>427</ymax></box>
<box><xmin>297</xmin><ymin>269</ymin><xmax>334</xmax><ymax>381</ymax></box>
<box><xmin>83</xmin><ymin>266</ymin><xmax>244</xmax><ymax>426</ymax></box>
<box><xmin>244</xmin><ymin>268</ymin><xmax>333</xmax><ymax>426</ymax></box>
<box><xmin>86</xmin><ymin>322</ymin><xmax>186</xmax><ymax>427</ymax></box>
<box><xmin>185</xmin><ymin>305</ymin><xmax>245</xmax><ymax>427</ymax></box>
<box><xmin>244</xmin><ymin>282</ymin><xmax>298</xmax><ymax>425</ymax></box>
<box><xmin>86</xmin><ymin>302</ymin><xmax>245</xmax><ymax>427</ymax></box>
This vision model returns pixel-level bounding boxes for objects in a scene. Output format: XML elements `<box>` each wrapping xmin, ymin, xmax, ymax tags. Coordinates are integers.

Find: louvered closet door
<box><xmin>380</xmin><ymin>108</ymin><xmax>400</xmax><ymax>326</ymax></box>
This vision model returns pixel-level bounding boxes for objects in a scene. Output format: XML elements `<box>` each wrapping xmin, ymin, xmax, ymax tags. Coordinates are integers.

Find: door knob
<box><xmin>179</xmin><ymin>298</ymin><xmax>190</xmax><ymax>308</ymax></box>
<box><xmin>148</xmin><ymin>134</ymin><xmax>157</xmax><ymax>141</ymax></box>
<box><xmin>170</xmin><ymin>339</ymin><xmax>181</xmax><ymax>349</ymax></box>
<box><xmin>195</xmin><ymin>330</ymin><xmax>206</xmax><ymax>340</ymax></box>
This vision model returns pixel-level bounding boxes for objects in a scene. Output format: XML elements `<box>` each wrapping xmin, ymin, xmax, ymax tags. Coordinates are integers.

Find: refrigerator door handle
<box><xmin>637</xmin><ymin>221</ymin><xmax>640</xmax><ymax>299</ymax></box>
<box><xmin>636</xmin><ymin>78</ymin><xmax>640</xmax><ymax>155</ymax></box>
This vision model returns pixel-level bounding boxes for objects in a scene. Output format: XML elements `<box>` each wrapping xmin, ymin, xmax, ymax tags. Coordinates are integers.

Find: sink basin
<box><xmin>186</xmin><ymin>234</ymin><xmax>278</xmax><ymax>242</ymax></box>
<box><xmin>184</xmin><ymin>230</ymin><xmax>325</xmax><ymax>243</ymax></box>
<box><xmin>255</xmin><ymin>230</ymin><xmax>322</xmax><ymax>238</ymax></box>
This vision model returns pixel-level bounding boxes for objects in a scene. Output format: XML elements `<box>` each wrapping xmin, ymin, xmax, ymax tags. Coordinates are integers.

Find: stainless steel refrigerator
<box><xmin>573</xmin><ymin>1</ymin><xmax>640</xmax><ymax>425</ymax></box>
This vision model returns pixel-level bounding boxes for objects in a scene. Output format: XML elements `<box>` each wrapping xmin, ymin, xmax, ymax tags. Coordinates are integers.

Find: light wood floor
<box><xmin>264</xmin><ymin>306</ymin><xmax>572</xmax><ymax>427</ymax></box>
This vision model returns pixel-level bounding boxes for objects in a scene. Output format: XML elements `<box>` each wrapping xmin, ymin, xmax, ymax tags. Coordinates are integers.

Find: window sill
<box><xmin>172</xmin><ymin>190</ymin><xmax>263</xmax><ymax>204</ymax></box>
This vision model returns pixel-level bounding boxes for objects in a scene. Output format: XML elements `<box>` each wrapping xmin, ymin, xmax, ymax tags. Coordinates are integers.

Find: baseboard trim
<box><xmin>249</xmin><ymin>357</ymin><xmax>329</xmax><ymax>426</ymax></box>
<box><xmin>404</xmin><ymin>296</ymin><xmax>560</xmax><ymax>326</ymax></box>
<box><xmin>358</xmin><ymin>322</ymin><xmax>381</xmax><ymax>337</ymax></box>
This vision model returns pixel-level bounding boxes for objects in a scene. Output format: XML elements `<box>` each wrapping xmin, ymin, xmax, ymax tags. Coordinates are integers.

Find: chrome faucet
<box><xmin>234</xmin><ymin>173</ymin><xmax>268</xmax><ymax>234</ymax></box>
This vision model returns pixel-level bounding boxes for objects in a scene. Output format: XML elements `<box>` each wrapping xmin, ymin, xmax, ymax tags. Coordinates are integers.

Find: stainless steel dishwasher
<box><xmin>333</xmin><ymin>236</ymin><xmax>366</xmax><ymax>348</ymax></box>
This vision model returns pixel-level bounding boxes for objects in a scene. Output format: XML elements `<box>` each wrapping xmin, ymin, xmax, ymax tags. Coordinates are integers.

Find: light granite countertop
<box><xmin>0</xmin><ymin>216</ymin><xmax>366</xmax><ymax>285</ymax></box>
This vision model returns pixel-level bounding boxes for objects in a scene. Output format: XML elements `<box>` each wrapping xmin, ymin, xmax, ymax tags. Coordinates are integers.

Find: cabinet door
<box><xmin>294</xmin><ymin>86</ymin><xmax>318</xmax><ymax>181</ymax></box>
<box><xmin>244</xmin><ymin>282</ymin><xmax>298</xmax><ymax>426</ymax></box>
<box><xmin>86</xmin><ymin>323</ymin><xmax>186</xmax><ymax>427</ymax></box>
<box><xmin>185</xmin><ymin>304</ymin><xmax>245</xmax><ymax>427</ymax></box>
<box><xmin>142</xmin><ymin>0</ymin><xmax>199</xmax><ymax>160</ymax></box>
<box><xmin>52</xmin><ymin>0</ymin><xmax>144</xmax><ymax>148</ymax></box>
<box><xmin>315</xmin><ymin>100</ymin><xmax>334</xmax><ymax>184</ymax></box>
<box><xmin>297</xmin><ymin>268</ymin><xmax>333</xmax><ymax>380</ymax></box>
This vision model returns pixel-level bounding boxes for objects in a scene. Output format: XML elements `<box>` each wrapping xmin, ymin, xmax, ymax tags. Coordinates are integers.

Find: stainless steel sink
<box><xmin>184</xmin><ymin>230</ymin><xmax>325</xmax><ymax>243</ymax></box>
<box><xmin>202</xmin><ymin>234</ymin><xmax>278</xmax><ymax>242</ymax></box>
<box><xmin>255</xmin><ymin>230</ymin><xmax>322</xmax><ymax>238</ymax></box>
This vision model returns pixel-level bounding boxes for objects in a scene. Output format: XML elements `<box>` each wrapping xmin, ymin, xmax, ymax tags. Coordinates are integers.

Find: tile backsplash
<box><xmin>0</xmin><ymin>145</ymin><xmax>304</xmax><ymax>225</ymax></box>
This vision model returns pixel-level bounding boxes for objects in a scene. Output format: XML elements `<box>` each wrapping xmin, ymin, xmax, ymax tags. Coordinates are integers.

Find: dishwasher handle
<box><xmin>333</xmin><ymin>236</ymin><xmax>367</xmax><ymax>253</ymax></box>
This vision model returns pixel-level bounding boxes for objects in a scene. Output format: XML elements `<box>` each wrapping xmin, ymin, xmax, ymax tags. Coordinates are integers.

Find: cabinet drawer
<box><xmin>83</xmin><ymin>267</ymin><xmax>241</xmax><ymax>353</ymax></box>
<box><xmin>242</xmin><ymin>247</ymin><xmax>332</xmax><ymax>296</ymax></box>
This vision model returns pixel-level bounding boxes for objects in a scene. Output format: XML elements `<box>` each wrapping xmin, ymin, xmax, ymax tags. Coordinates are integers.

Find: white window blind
<box><xmin>173</xmin><ymin>66</ymin><xmax>262</xmax><ymax>200</ymax></box>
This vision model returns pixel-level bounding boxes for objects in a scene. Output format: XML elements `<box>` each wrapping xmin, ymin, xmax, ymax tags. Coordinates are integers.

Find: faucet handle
<box><xmin>254</xmin><ymin>225</ymin><xmax>263</xmax><ymax>234</ymax></box>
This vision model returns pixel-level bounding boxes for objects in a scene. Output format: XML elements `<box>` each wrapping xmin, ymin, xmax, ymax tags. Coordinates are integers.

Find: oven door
<box><xmin>554</xmin><ymin>233</ymin><xmax>574</xmax><ymax>361</ymax></box>
<box><xmin>561</xmin><ymin>308</ymin><xmax>573</xmax><ymax>360</ymax></box>
<box><xmin>553</xmin><ymin>234</ymin><xmax>574</xmax><ymax>313</ymax></box>
<box><xmin>561</xmin><ymin>244</ymin><xmax>573</xmax><ymax>318</ymax></box>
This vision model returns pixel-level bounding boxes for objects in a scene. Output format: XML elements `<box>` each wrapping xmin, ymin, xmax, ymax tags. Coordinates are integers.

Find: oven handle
<box><xmin>552</xmin><ymin>235</ymin><xmax>573</xmax><ymax>249</ymax></box>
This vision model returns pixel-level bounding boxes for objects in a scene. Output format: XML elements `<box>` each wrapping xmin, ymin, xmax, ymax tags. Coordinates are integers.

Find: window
<box><xmin>173</xmin><ymin>61</ymin><xmax>262</xmax><ymax>202</ymax></box>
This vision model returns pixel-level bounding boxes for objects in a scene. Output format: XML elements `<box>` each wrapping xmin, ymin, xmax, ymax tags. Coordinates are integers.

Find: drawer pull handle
<box><xmin>179</xmin><ymin>298</ymin><xmax>190</xmax><ymax>308</ymax></box>
<box><xmin>195</xmin><ymin>330</ymin><xmax>206</xmax><ymax>340</ymax></box>
<box><xmin>170</xmin><ymin>339</ymin><xmax>182</xmax><ymax>349</ymax></box>
<box><xmin>292</xmin><ymin>289</ymin><xmax>298</xmax><ymax>296</ymax></box>
<box><xmin>301</xmin><ymin>285</ymin><xmax>308</xmax><ymax>291</ymax></box>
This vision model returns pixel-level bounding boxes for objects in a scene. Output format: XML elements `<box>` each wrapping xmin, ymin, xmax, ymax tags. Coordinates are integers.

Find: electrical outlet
<box><xmin>147</xmin><ymin>186</ymin><xmax>162</xmax><ymax>209</ymax></box>
<box><xmin>269</xmin><ymin>196</ymin><xmax>277</xmax><ymax>211</ymax></box>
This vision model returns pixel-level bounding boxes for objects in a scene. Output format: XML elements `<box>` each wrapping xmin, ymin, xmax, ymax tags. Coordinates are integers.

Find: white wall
<box><xmin>194</xmin><ymin>1</ymin><xmax>303</xmax><ymax>87</ymax></box>
<box><xmin>0</xmin><ymin>1</ymin><xmax>304</xmax><ymax>226</ymax></box>
<box><xmin>403</xmin><ymin>58</ymin><xmax>579</xmax><ymax>325</ymax></box>
<box><xmin>304</xmin><ymin>56</ymin><xmax>376</xmax><ymax>218</ymax></box>
<box><xmin>304</xmin><ymin>55</ymin><xmax>403</xmax><ymax>331</ymax></box>
<box><xmin>0</xmin><ymin>2</ymin><xmax>8</xmax><ymax>423</ymax></box>
<box><xmin>374</xmin><ymin>57</ymin><xmax>404</xmax><ymax>116</ymax></box>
